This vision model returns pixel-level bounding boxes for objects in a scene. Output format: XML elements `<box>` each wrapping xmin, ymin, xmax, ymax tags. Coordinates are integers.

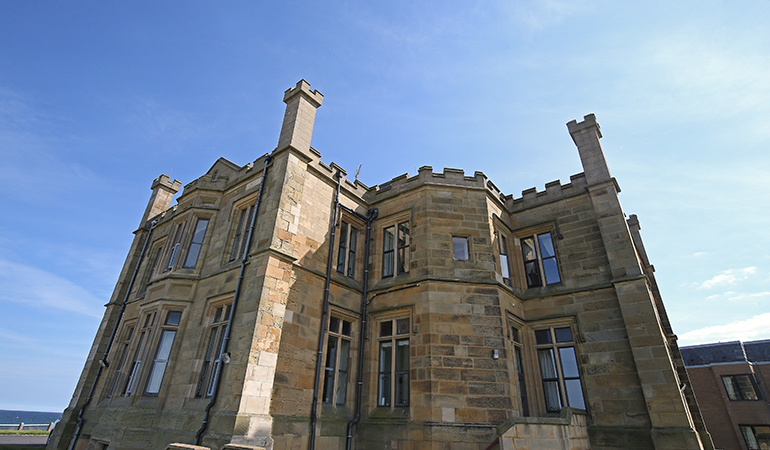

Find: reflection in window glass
<box><xmin>452</xmin><ymin>236</ymin><xmax>469</xmax><ymax>260</ymax></box>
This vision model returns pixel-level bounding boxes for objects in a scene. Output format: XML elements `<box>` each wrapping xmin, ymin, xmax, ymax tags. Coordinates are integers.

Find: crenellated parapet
<box><xmin>506</xmin><ymin>172</ymin><xmax>588</xmax><ymax>212</ymax></box>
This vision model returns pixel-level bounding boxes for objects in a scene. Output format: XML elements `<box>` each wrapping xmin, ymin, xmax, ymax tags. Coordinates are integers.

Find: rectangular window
<box><xmin>511</xmin><ymin>325</ymin><xmax>529</xmax><ymax>417</ymax></box>
<box><xmin>741</xmin><ymin>425</ymin><xmax>770</xmax><ymax>450</ymax></box>
<box><xmin>377</xmin><ymin>316</ymin><xmax>410</xmax><ymax>407</ymax></box>
<box><xmin>142</xmin><ymin>243</ymin><xmax>163</xmax><ymax>293</ymax></box>
<box><xmin>321</xmin><ymin>316</ymin><xmax>353</xmax><ymax>406</ymax></box>
<box><xmin>723</xmin><ymin>374</ymin><xmax>761</xmax><ymax>401</ymax></box>
<box><xmin>165</xmin><ymin>223</ymin><xmax>186</xmax><ymax>272</ymax></box>
<box><xmin>534</xmin><ymin>326</ymin><xmax>584</xmax><ymax>412</ymax></box>
<box><xmin>382</xmin><ymin>221</ymin><xmax>410</xmax><ymax>278</ymax></box>
<box><xmin>521</xmin><ymin>232</ymin><xmax>560</xmax><ymax>288</ymax></box>
<box><xmin>123</xmin><ymin>312</ymin><xmax>155</xmax><ymax>396</ymax></box>
<box><xmin>108</xmin><ymin>325</ymin><xmax>135</xmax><ymax>398</ymax></box>
<box><xmin>498</xmin><ymin>233</ymin><xmax>511</xmax><ymax>285</ymax></box>
<box><xmin>230</xmin><ymin>204</ymin><xmax>255</xmax><ymax>262</ymax></box>
<box><xmin>452</xmin><ymin>236</ymin><xmax>469</xmax><ymax>261</ymax></box>
<box><xmin>337</xmin><ymin>222</ymin><xmax>358</xmax><ymax>279</ymax></box>
<box><xmin>196</xmin><ymin>304</ymin><xmax>231</xmax><ymax>398</ymax></box>
<box><xmin>144</xmin><ymin>311</ymin><xmax>182</xmax><ymax>396</ymax></box>
<box><xmin>183</xmin><ymin>218</ymin><xmax>210</xmax><ymax>268</ymax></box>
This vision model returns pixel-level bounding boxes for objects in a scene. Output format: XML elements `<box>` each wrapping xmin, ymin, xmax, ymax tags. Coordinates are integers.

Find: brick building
<box><xmin>48</xmin><ymin>80</ymin><xmax>712</xmax><ymax>450</ymax></box>
<box><xmin>681</xmin><ymin>340</ymin><xmax>770</xmax><ymax>450</ymax></box>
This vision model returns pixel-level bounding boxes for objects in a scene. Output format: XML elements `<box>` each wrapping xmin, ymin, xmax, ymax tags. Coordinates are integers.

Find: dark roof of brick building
<box><xmin>681</xmin><ymin>339</ymin><xmax>770</xmax><ymax>366</ymax></box>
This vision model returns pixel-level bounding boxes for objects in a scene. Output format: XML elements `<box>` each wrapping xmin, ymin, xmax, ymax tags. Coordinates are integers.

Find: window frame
<box><xmin>143</xmin><ymin>309</ymin><xmax>183</xmax><ymax>397</ymax></box>
<box><xmin>121</xmin><ymin>311</ymin><xmax>157</xmax><ymax>397</ymax></box>
<box><xmin>497</xmin><ymin>231</ymin><xmax>512</xmax><ymax>286</ymax></box>
<box><xmin>533</xmin><ymin>324</ymin><xmax>585</xmax><ymax>413</ymax></box>
<box><xmin>229</xmin><ymin>203</ymin><xmax>256</xmax><ymax>262</ymax></box>
<box><xmin>381</xmin><ymin>215</ymin><xmax>411</xmax><ymax>279</ymax></box>
<box><xmin>508</xmin><ymin>317</ymin><xmax>530</xmax><ymax>417</ymax></box>
<box><xmin>375</xmin><ymin>313</ymin><xmax>411</xmax><ymax>408</ymax></box>
<box><xmin>164</xmin><ymin>221</ymin><xmax>188</xmax><ymax>272</ymax></box>
<box><xmin>337</xmin><ymin>219</ymin><xmax>360</xmax><ymax>280</ymax></box>
<box><xmin>741</xmin><ymin>425</ymin><xmax>770</xmax><ymax>450</ymax></box>
<box><xmin>722</xmin><ymin>374</ymin><xmax>762</xmax><ymax>401</ymax></box>
<box><xmin>321</xmin><ymin>313</ymin><xmax>355</xmax><ymax>407</ymax></box>
<box><xmin>183</xmin><ymin>217</ymin><xmax>210</xmax><ymax>268</ymax></box>
<box><xmin>452</xmin><ymin>236</ymin><xmax>470</xmax><ymax>261</ymax></box>
<box><xmin>108</xmin><ymin>322</ymin><xmax>136</xmax><ymax>398</ymax></box>
<box><xmin>196</xmin><ymin>302</ymin><xmax>232</xmax><ymax>398</ymax></box>
<box><xmin>515</xmin><ymin>228</ymin><xmax>561</xmax><ymax>289</ymax></box>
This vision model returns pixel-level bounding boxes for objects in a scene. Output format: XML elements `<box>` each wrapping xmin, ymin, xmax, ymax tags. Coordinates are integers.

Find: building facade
<box><xmin>48</xmin><ymin>80</ymin><xmax>711</xmax><ymax>450</ymax></box>
<box><xmin>681</xmin><ymin>340</ymin><xmax>770</xmax><ymax>450</ymax></box>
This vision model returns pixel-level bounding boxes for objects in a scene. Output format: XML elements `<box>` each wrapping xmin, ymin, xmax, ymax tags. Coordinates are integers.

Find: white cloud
<box><xmin>678</xmin><ymin>313</ymin><xmax>770</xmax><ymax>346</ymax></box>
<box><xmin>727</xmin><ymin>292</ymin><xmax>770</xmax><ymax>302</ymax></box>
<box><xmin>0</xmin><ymin>259</ymin><xmax>104</xmax><ymax>318</ymax></box>
<box><xmin>699</xmin><ymin>267</ymin><xmax>756</xmax><ymax>289</ymax></box>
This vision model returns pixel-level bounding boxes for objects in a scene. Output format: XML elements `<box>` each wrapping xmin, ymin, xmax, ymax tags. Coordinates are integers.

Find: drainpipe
<box><xmin>68</xmin><ymin>219</ymin><xmax>158</xmax><ymax>450</ymax></box>
<box><xmin>309</xmin><ymin>170</ymin><xmax>342</xmax><ymax>450</ymax></box>
<box><xmin>195</xmin><ymin>154</ymin><xmax>272</xmax><ymax>445</ymax></box>
<box><xmin>344</xmin><ymin>208</ymin><xmax>377</xmax><ymax>450</ymax></box>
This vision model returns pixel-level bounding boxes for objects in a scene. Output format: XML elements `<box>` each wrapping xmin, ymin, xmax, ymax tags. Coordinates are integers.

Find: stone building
<box><xmin>48</xmin><ymin>80</ymin><xmax>712</xmax><ymax>450</ymax></box>
<box><xmin>681</xmin><ymin>340</ymin><xmax>770</xmax><ymax>450</ymax></box>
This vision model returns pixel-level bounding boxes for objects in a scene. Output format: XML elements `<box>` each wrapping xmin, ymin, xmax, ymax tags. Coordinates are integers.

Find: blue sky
<box><xmin>1</xmin><ymin>1</ymin><xmax>769</xmax><ymax>413</ymax></box>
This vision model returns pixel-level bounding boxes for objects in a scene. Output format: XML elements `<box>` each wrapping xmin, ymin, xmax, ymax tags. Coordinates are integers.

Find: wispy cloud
<box><xmin>0</xmin><ymin>259</ymin><xmax>103</xmax><ymax>318</ymax></box>
<box><xmin>699</xmin><ymin>267</ymin><xmax>756</xmax><ymax>289</ymax></box>
<box><xmin>678</xmin><ymin>313</ymin><xmax>770</xmax><ymax>346</ymax></box>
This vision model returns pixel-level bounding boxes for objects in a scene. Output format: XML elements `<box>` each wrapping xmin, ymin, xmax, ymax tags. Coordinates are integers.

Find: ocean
<box><xmin>0</xmin><ymin>410</ymin><xmax>61</xmax><ymax>425</ymax></box>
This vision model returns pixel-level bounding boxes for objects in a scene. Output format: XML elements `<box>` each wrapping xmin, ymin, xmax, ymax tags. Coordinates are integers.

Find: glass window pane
<box><xmin>379</xmin><ymin>342</ymin><xmax>392</xmax><ymax>372</ymax></box>
<box><xmin>383</xmin><ymin>252</ymin><xmax>394</xmax><ymax>277</ymax></box>
<box><xmin>535</xmin><ymin>330</ymin><xmax>552</xmax><ymax>345</ymax></box>
<box><xmin>155</xmin><ymin>330</ymin><xmax>176</xmax><ymax>360</ymax></box>
<box><xmin>538</xmin><ymin>349</ymin><xmax>557</xmax><ymax>378</ymax></box>
<box><xmin>722</xmin><ymin>376</ymin><xmax>738</xmax><ymax>400</ymax></box>
<box><xmin>565</xmin><ymin>379</ymin><xmax>585</xmax><ymax>409</ymax></box>
<box><xmin>145</xmin><ymin>361</ymin><xmax>168</xmax><ymax>394</ymax></box>
<box><xmin>396</xmin><ymin>339</ymin><xmax>409</xmax><ymax>371</ymax></box>
<box><xmin>341</xmin><ymin>320</ymin><xmax>352</xmax><ymax>337</ymax></box>
<box><xmin>380</xmin><ymin>321</ymin><xmax>392</xmax><ymax>337</ymax></box>
<box><xmin>521</xmin><ymin>237</ymin><xmax>537</xmax><ymax>261</ymax></box>
<box><xmin>543</xmin><ymin>380</ymin><xmax>561</xmax><ymax>412</ymax></box>
<box><xmin>330</xmin><ymin>316</ymin><xmax>340</xmax><ymax>334</ymax></box>
<box><xmin>559</xmin><ymin>347</ymin><xmax>580</xmax><ymax>378</ymax></box>
<box><xmin>395</xmin><ymin>373</ymin><xmax>409</xmax><ymax>406</ymax></box>
<box><xmin>538</xmin><ymin>233</ymin><xmax>555</xmax><ymax>258</ymax></box>
<box><xmin>554</xmin><ymin>327</ymin><xmax>573</xmax><ymax>343</ymax></box>
<box><xmin>166</xmin><ymin>311</ymin><xmax>182</xmax><ymax>326</ymax></box>
<box><xmin>396</xmin><ymin>318</ymin><xmax>410</xmax><ymax>335</ymax></box>
<box><xmin>735</xmin><ymin>374</ymin><xmax>759</xmax><ymax>400</ymax></box>
<box><xmin>525</xmin><ymin>261</ymin><xmax>542</xmax><ymax>287</ymax></box>
<box><xmin>336</xmin><ymin>370</ymin><xmax>348</xmax><ymax>406</ymax></box>
<box><xmin>383</xmin><ymin>227</ymin><xmax>395</xmax><ymax>251</ymax></box>
<box><xmin>213</xmin><ymin>307</ymin><xmax>223</xmax><ymax>324</ymax></box>
<box><xmin>337</xmin><ymin>222</ymin><xmax>348</xmax><ymax>273</ymax></box>
<box><xmin>500</xmin><ymin>254</ymin><xmax>510</xmax><ymax>279</ymax></box>
<box><xmin>325</xmin><ymin>336</ymin><xmax>338</xmax><ymax>370</ymax></box>
<box><xmin>753</xmin><ymin>426</ymin><xmax>770</xmax><ymax>449</ymax></box>
<box><xmin>743</xmin><ymin>426</ymin><xmax>759</xmax><ymax>450</ymax></box>
<box><xmin>542</xmin><ymin>257</ymin><xmax>561</xmax><ymax>284</ymax></box>
<box><xmin>184</xmin><ymin>244</ymin><xmax>202</xmax><ymax>268</ymax></box>
<box><xmin>452</xmin><ymin>237</ymin><xmax>469</xmax><ymax>260</ymax></box>
<box><xmin>339</xmin><ymin>339</ymin><xmax>350</xmax><ymax>371</ymax></box>
<box><xmin>378</xmin><ymin>373</ymin><xmax>391</xmax><ymax>407</ymax></box>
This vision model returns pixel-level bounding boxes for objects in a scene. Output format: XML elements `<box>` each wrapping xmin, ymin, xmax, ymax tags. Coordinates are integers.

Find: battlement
<box><xmin>507</xmin><ymin>172</ymin><xmax>588</xmax><ymax>212</ymax></box>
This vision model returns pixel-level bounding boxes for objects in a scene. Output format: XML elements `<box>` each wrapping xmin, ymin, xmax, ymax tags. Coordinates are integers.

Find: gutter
<box><xmin>309</xmin><ymin>170</ymin><xmax>342</xmax><ymax>450</ymax></box>
<box><xmin>344</xmin><ymin>208</ymin><xmax>377</xmax><ymax>450</ymax></box>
